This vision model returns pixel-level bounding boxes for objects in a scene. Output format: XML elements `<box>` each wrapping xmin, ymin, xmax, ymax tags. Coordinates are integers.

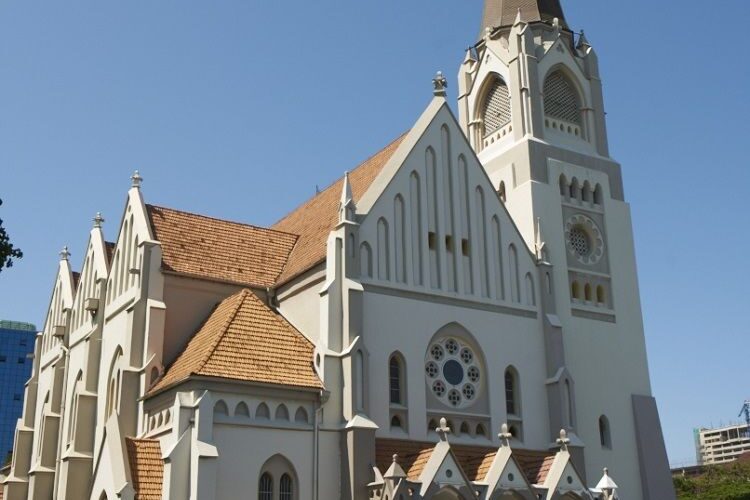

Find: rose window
<box><xmin>425</xmin><ymin>337</ymin><xmax>482</xmax><ymax>409</ymax></box>
<box><xmin>565</xmin><ymin>214</ymin><xmax>605</xmax><ymax>266</ymax></box>
<box><xmin>568</xmin><ymin>227</ymin><xmax>590</xmax><ymax>257</ymax></box>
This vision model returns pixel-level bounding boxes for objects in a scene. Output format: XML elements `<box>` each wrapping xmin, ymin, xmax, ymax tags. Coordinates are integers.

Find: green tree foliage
<box><xmin>675</xmin><ymin>461</ymin><xmax>750</xmax><ymax>500</ymax></box>
<box><xmin>0</xmin><ymin>198</ymin><xmax>23</xmax><ymax>272</ymax></box>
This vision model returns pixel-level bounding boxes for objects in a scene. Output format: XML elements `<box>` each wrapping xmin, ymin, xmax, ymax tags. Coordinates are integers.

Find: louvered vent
<box><xmin>543</xmin><ymin>71</ymin><xmax>581</xmax><ymax>124</ymax></box>
<box><xmin>481</xmin><ymin>79</ymin><xmax>511</xmax><ymax>136</ymax></box>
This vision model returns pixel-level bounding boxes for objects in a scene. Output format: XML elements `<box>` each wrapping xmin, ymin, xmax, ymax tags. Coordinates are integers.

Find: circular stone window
<box><xmin>425</xmin><ymin>337</ymin><xmax>482</xmax><ymax>409</ymax></box>
<box><xmin>564</xmin><ymin>214</ymin><xmax>604</xmax><ymax>266</ymax></box>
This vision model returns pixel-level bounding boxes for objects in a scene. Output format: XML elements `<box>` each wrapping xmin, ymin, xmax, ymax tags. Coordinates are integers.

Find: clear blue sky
<box><xmin>0</xmin><ymin>0</ymin><xmax>747</xmax><ymax>466</ymax></box>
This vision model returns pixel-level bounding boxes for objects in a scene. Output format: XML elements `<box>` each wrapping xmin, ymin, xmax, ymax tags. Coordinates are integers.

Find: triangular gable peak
<box><xmin>354</xmin><ymin>96</ymin><xmax>539</xmax><ymax>308</ymax></box>
<box><xmin>105</xmin><ymin>173</ymin><xmax>157</xmax><ymax>312</ymax></box>
<box><xmin>417</xmin><ymin>426</ymin><xmax>476</xmax><ymax>499</ymax></box>
<box><xmin>69</xmin><ymin>219</ymin><xmax>110</xmax><ymax>337</ymax></box>
<box><xmin>540</xmin><ymin>448</ymin><xmax>592</xmax><ymax>500</ymax></box>
<box><xmin>39</xmin><ymin>249</ymin><xmax>76</xmax><ymax>357</ymax></box>
<box><xmin>482</xmin><ymin>436</ymin><xmax>537</xmax><ymax>499</ymax></box>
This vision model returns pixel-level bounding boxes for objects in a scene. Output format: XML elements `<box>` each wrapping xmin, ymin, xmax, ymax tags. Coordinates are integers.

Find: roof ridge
<box><xmin>272</xmin><ymin>132</ymin><xmax>409</xmax><ymax>227</ymax></box>
<box><xmin>146</xmin><ymin>204</ymin><xmax>299</xmax><ymax>239</ymax></box>
<box><xmin>194</xmin><ymin>289</ymin><xmax>250</xmax><ymax>376</ymax></box>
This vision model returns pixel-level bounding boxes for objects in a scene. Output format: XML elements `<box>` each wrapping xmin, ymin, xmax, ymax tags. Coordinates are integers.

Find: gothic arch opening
<box><xmin>543</xmin><ymin>69</ymin><xmax>583</xmax><ymax>126</ymax></box>
<box><xmin>478</xmin><ymin>75</ymin><xmax>512</xmax><ymax>141</ymax></box>
<box><xmin>259</xmin><ymin>454</ymin><xmax>299</xmax><ymax>500</ymax></box>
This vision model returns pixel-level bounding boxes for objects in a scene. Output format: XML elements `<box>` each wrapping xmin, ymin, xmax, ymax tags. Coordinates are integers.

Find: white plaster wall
<box><xmin>523</xmin><ymin>162</ymin><xmax>651</xmax><ymax>500</ymax></box>
<box><xmin>277</xmin><ymin>275</ymin><xmax>324</xmax><ymax>343</ymax></box>
<box><xmin>212</xmin><ymin>425</ymin><xmax>339</xmax><ymax>500</ymax></box>
<box><xmin>363</xmin><ymin>291</ymin><xmax>549</xmax><ymax>450</ymax></box>
<box><xmin>161</xmin><ymin>275</ymin><xmax>245</xmax><ymax>366</ymax></box>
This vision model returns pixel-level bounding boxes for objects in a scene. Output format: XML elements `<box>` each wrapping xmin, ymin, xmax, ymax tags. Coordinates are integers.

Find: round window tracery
<box><xmin>565</xmin><ymin>214</ymin><xmax>604</xmax><ymax>266</ymax></box>
<box><xmin>425</xmin><ymin>337</ymin><xmax>482</xmax><ymax>409</ymax></box>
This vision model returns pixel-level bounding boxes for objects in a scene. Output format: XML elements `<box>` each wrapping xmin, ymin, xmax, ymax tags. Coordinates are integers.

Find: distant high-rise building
<box><xmin>0</xmin><ymin>321</ymin><xmax>36</xmax><ymax>462</ymax></box>
<box><xmin>696</xmin><ymin>424</ymin><xmax>750</xmax><ymax>465</ymax></box>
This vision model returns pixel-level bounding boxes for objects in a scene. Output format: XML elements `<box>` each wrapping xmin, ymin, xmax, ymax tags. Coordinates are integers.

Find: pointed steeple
<box><xmin>480</xmin><ymin>0</ymin><xmax>567</xmax><ymax>38</ymax></box>
<box><xmin>338</xmin><ymin>171</ymin><xmax>356</xmax><ymax>223</ymax></box>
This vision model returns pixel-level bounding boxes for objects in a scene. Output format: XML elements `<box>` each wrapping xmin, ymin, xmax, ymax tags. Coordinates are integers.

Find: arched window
<box><xmin>505</xmin><ymin>368</ymin><xmax>519</xmax><ymax>416</ymax></box>
<box><xmin>599</xmin><ymin>415</ymin><xmax>612</xmax><ymax>449</ymax></box>
<box><xmin>275</xmin><ymin>404</ymin><xmax>289</xmax><ymax>421</ymax></box>
<box><xmin>476</xmin><ymin>423</ymin><xmax>487</xmax><ymax>438</ymax></box>
<box><xmin>559</xmin><ymin>175</ymin><xmax>568</xmax><ymax>198</ymax></box>
<box><xmin>569</xmin><ymin>178</ymin><xmax>580</xmax><ymax>200</ymax></box>
<box><xmin>106</xmin><ymin>348</ymin><xmax>123</xmax><ymax>418</ymax></box>
<box><xmin>480</xmin><ymin>76</ymin><xmax>512</xmax><ymax>136</ymax></box>
<box><xmin>596</xmin><ymin>285</ymin><xmax>606</xmax><ymax>305</ymax></box>
<box><xmin>280</xmin><ymin>473</ymin><xmax>293</xmax><ymax>500</ymax></box>
<box><xmin>571</xmin><ymin>281</ymin><xmax>581</xmax><ymax>300</ymax></box>
<box><xmin>68</xmin><ymin>371</ymin><xmax>83</xmax><ymax>448</ymax></box>
<box><xmin>498</xmin><ymin>181</ymin><xmax>507</xmax><ymax>203</ymax></box>
<box><xmin>389</xmin><ymin>354</ymin><xmax>404</xmax><ymax>405</ymax></box>
<box><xmin>258</xmin><ymin>472</ymin><xmax>273</xmax><ymax>500</ymax></box>
<box><xmin>214</xmin><ymin>400</ymin><xmax>228</xmax><ymax>417</ymax></box>
<box><xmin>256</xmin><ymin>402</ymin><xmax>270</xmax><ymax>420</ymax></box>
<box><xmin>594</xmin><ymin>184</ymin><xmax>603</xmax><ymax>205</ymax></box>
<box><xmin>582</xmin><ymin>181</ymin><xmax>592</xmax><ymax>203</ymax></box>
<box><xmin>543</xmin><ymin>70</ymin><xmax>582</xmax><ymax>125</ymax></box>
<box><xmin>584</xmin><ymin>283</ymin><xmax>592</xmax><ymax>302</ymax></box>
<box><xmin>259</xmin><ymin>455</ymin><xmax>297</xmax><ymax>500</ymax></box>
<box><xmin>390</xmin><ymin>415</ymin><xmax>402</xmax><ymax>429</ymax></box>
<box><xmin>294</xmin><ymin>407</ymin><xmax>309</xmax><ymax>424</ymax></box>
<box><xmin>235</xmin><ymin>402</ymin><xmax>250</xmax><ymax>417</ymax></box>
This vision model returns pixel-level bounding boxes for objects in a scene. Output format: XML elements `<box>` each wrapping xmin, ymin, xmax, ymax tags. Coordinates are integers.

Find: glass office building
<box><xmin>0</xmin><ymin>320</ymin><xmax>36</xmax><ymax>463</ymax></box>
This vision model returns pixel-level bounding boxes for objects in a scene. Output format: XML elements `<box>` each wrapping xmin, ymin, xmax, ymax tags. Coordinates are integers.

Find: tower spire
<box><xmin>480</xmin><ymin>0</ymin><xmax>567</xmax><ymax>38</ymax></box>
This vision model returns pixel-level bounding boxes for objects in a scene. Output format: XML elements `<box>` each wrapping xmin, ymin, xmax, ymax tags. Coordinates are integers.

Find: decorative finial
<box><xmin>338</xmin><ymin>171</ymin><xmax>355</xmax><ymax>223</ymax></box>
<box><xmin>576</xmin><ymin>30</ymin><xmax>591</xmax><ymax>51</ymax></box>
<box><xmin>59</xmin><ymin>246</ymin><xmax>71</xmax><ymax>261</ymax></box>
<box><xmin>93</xmin><ymin>212</ymin><xmax>105</xmax><ymax>229</ymax></box>
<box><xmin>596</xmin><ymin>466</ymin><xmax>619</xmax><ymax>498</ymax></box>
<box><xmin>556</xmin><ymin>428</ymin><xmax>571</xmax><ymax>451</ymax></box>
<box><xmin>131</xmin><ymin>170</ymin><xmax>143</xmax><ymax>189</ymax></box>
<box><xmin>499</xmin><ymin>423</ymin><xmax>513</xmax><ymax>447</ymax></box>
<box><xmin>534</xmin><ymin>217</ymin><xmax>546</xmax><ymax>262</ymax></box>
<box><xmin>392</xmin><ymin>454</ymin><xmax>399</xmax><ymax>464</ymax></box>
<box><xmin>513</xmin><ymin>8</ymin><xmax>523</xmax><ymax>27</ymax></box>
<box><xmin>484</xmin><ymin>26</ymin><xmax>492</xmax><ymax>41</ymax></box>
<box><xmin>432</xmin><ymin>71</ymin><xmax>448</xmax><ymax>97</ymax></box>
<box><xmin>552</xmin><ymin>17</ymin><xmax>561</xmax><ymax>37</ymax></box>
<box><xmin>436</xmin><ymin>417</ymin><xmax>451</xmax><ymax>441</ymax></box>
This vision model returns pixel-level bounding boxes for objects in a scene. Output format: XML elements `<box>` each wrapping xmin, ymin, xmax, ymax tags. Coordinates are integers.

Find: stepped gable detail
<box><xmin>272</xmin><ymin>134</ymin><xmax>406</xmax><ymax>284</ymax></box>
<box><xmin>125</xmin><ymin>438</ymin><xmax>164</xmax><ymax>500</ymax></box>
<box><xmin>146</xmin><ymin>204</ymin><xmax>298</xmax><ymax>288</ymax></box>
<box><xmin>150</xmin><ymin>289</ymin><xmax>322</xmax><ymax>394</ymax></box>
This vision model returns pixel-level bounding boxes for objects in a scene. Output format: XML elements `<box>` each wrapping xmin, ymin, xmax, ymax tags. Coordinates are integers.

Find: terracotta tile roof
<box><xmin>517</xmin><ymin>451</ymin><xmax>556</xmax><ymax>484</ymax></box>
<box><xmin>151</xmin><ymin>289</ymin><xmax>322</xmax><ymax>393</ymax></box>
<box><xmin>72</xmin><ymin>272</ymin><xmax>81</xmax><ymax>292</ymax></box>
<box><xmin>146</xmin><ymin>205</ymin><xmax>298</xmax><ymax>288</ymax></box>
<box><xmin>375</xmin><ymin>439</ymin><xmax>554</xmax><ymax>484</ymax></box>
<box><xmin>272</xmin><ymin>134</ymin><xmax>406</xmax><ymax>284</ymax></box>
<box><xmin>104</xmin><ymin>241</ymin><xmax>116</xmax><ymax>267</ymax></box>
<box><xmin>376</xmin><ymin>439</ymin><xmax>435</xmax><ymax>481</ymax></box>
<box><xmin>125</xmin><ymin>438</ymin><xmax>163</xmax><ymax>500</ymax></box>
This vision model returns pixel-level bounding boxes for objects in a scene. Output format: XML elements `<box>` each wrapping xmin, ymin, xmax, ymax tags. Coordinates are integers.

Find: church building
<box><xmin>1</xmin><ymin>1</ymin><xmax>675</xmax><ymax>498</ymax></box>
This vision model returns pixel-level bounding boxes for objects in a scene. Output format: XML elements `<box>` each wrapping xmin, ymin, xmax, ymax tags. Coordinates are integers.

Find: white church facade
<box><xmin>1</xmin><ymin>1</ymin><xmax>675</xmax><ymax>499</ymax></box>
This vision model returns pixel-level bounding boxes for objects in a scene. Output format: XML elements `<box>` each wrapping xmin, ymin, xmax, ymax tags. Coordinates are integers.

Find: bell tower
<box><xmin>458</xmin><ymin>2</ymin><xmax>676</xmax><ymax>499</ymax></box>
